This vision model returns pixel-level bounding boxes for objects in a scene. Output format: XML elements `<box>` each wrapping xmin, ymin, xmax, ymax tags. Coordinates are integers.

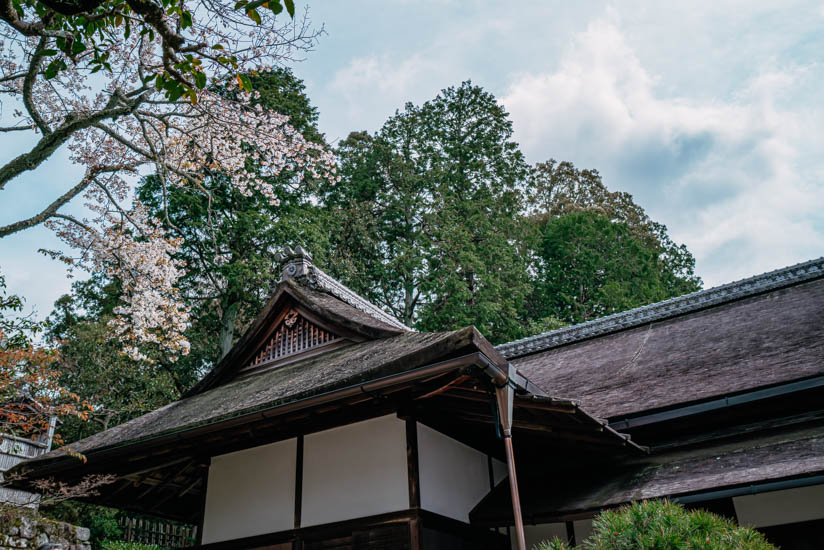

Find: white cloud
<box><xmin>321</xmin><ymin>54</ymin><xmax>449</xmax><ymax>144</ymax></box>
<box><xmin>501</xmin><ymin>17</ymin><xmax>824</xmax><ymax>286</ymax></box>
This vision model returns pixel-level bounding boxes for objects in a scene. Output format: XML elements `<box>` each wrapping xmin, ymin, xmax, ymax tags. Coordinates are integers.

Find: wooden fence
<box><xmin>119</xmin><ymin>516</ymin><xmax>197</xmax><ymax>548</ymax></box>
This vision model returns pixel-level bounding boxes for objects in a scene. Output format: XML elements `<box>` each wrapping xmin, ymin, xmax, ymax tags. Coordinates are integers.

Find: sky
<box><xmin>2</xmin><ymin>0</ymin><xmax>824</xmax><ymax>320</ymax></box>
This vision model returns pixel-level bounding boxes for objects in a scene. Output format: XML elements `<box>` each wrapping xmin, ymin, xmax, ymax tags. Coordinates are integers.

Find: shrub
<box><xmin>535</xmin><ymin>500</ymin><xmax>776</xmax><ymax>550</ymax></box>
<box><xmin>99</xmin><ymin>541</ymin><xmax>163</xmax><ymax>550</ymax></box>
<box><xmin>43</xmin><ymin>502</ymin><xmax>122</xmax><ymax>548</ymax></box>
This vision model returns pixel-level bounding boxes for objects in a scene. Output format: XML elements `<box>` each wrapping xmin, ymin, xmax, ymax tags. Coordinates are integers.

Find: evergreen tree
<box><xmin>526</xmin><ymin>160</ymin><xmax>702</xmax><ymax>326</ymax></box>
<box><xmin>528</xmin><ymin>159</ymin><xmax>701</xmax><ymax>299</ymax></box>
<box><xmin>325</xmin><ymin>82</ymin><xmax>531</xmax><ymax>343</ymax></box>
<box><xmin>532</xmin><ymin>211</ymin><xmax>675</xmax><ymax>324</ymax></box>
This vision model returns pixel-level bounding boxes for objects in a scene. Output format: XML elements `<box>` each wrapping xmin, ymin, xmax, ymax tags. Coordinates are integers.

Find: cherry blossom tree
<box><xmin>0</xmin><ymin>0</ymin><xmax>338</xmax><ymax>361</ymax></box>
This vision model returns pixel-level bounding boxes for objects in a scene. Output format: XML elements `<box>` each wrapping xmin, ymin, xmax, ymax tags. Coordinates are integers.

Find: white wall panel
<box><xmin>301</xmin><ymin>415</ymin><xmax>409</xmax><ymax>527</ymax></box>
<box><xmin>202</xmin><ymin>438</ymin><xmax>296</xmax><ymax>544</ymax></box>
<box><xmin>734</xmin><ymin>485</ymin><xmax>824</xmax><ymax>528</ymax></box>
<box><xmin>491</xmin><ymin>456</ymin><xmax>507</xmax><ymax>485</ymax></box>
<box><xmin>417</xmin><ymin>422</ymin><xmax>503</xmax><ymax>523</ymax></box>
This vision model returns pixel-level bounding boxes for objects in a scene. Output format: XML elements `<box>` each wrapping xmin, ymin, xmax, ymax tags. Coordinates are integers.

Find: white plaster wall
<box><xmin>491</xmin><ymin>457</ymin><xmax>508</xmax><ymax>487</ymax></box>
<box><xmin>734</xmin><ymin>485</ymin><xmax>824</xmax><ymax>528</ymax></box>
<box><xmin>202</xmin><ymin>438</ymin><xmax>296</xmax><ymax>544</ymax></box>
<box><xmin>417</xmin><ymin>422</ymin><xmax>506</xmax><ymax>523</ymax></box>
<box><xmin>301</xmin><ymin>415</ymin><xmax>409</xmax><ymax>527</ymax></box>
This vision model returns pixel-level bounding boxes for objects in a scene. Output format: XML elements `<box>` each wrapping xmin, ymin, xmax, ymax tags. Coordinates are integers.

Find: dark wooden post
<box><xmin>565</xmin><ymin>521</ymin><xmax>576</xmax><ymax>546</ymax></box>
<box><xmin>406</xmin><ymin>417</ymin><xmax>422</xmax><ymax>550</ymax></box>
<box><xmin>196</xmin><ymin>459</ymin><xmax>210</xmax><ymax>546</ymax></box>
<box><xmin>294</xmin><ymin>434</ymin><xmax>304</xmax><ymax>529</ymax></box>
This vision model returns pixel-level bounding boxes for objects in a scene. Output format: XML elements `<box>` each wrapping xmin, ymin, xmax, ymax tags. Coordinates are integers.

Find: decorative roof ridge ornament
<box><xmin>497</xmin><ymin>256</ymin><xmax>824</xmax><ymax>359</ymax></box>
<box><xmin>275</xmin><ymin>245</ymin><xmax>315</xmax><ymax>281</ymax></box>
<box><xmin>276</xmin><ymin>246</ymin><xmax>412</xmax><ymax>331</ymax></box>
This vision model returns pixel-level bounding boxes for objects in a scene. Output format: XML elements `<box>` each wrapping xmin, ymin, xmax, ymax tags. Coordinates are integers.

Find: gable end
<box><xmin>239</xmin><ymin>307</ymin><xmax>349</xmax><ymax>377</ymax></box>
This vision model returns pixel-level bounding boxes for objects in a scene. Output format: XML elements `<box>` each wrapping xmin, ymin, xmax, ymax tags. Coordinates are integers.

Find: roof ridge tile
<box><xmin>276</xmin><ymin>246</ymin><xmax>411</xmax><ymax>331</ymax></box>
<box><xmin>497</xmin><ymin>256</ymin><xmax>824</xmax><ymax>359</ymax></box>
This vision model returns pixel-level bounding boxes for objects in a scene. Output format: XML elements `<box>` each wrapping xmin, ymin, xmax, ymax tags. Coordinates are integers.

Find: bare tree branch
<box><xmin>0</xmin><ymin>177</ymin><xmax>92</xmax><ymax>238</ymax></box>
<box><xmin>51</xmin><ymin>212</ymin><xmax>94</xmax><ymax>233</ymax></box>
<box><xmin>0</xmin><ymin>163</ymin><xmax>130</xmax><ymax>237</ymax></box>
<box><xmin>0</xmin><ymin>125</ymin><xmax>35</xmax><ymax>132</ymax></box>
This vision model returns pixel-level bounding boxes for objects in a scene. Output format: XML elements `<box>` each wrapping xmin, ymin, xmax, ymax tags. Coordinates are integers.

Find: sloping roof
<box><xmin>22</xmin><ymin>328</ymin><xmax>476</xmax><ymax>465</ymax></box>
<box><xmin>277</xmin><ymin>246</ymin><xmax>410</xmax><ymax>332</ymax></box>
<box><xmin>471</xmin><ymin>424</ymin><xmax>824</xmax><ymax>524</ymax></box>
<box><xmin>304</xmin><ymin>264</ymin><xmax>410</xmax><ymax>331</ymax></box>
<box><xmin>503</xmin><ymin>259</ymin><xmax>824</xmax><ymax>419</ymax></box>
<box><xmin>498</xmin><ymin>257</ymin><xmax>824</xmax><ymax>359</ymax></box>
<box><xmin>188</xmin><ymin>253</ymin><xmax>409</xmax><ymax>396</ymax></box>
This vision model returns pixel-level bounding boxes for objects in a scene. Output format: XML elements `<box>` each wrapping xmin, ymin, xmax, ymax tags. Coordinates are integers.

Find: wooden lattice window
<box><xmin>247</xmin><ymin>309</ymin><xmax>339</xmax><ymax>369</ymax></box>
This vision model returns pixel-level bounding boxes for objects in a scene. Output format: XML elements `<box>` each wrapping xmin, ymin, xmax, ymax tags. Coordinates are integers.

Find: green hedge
<box><xmin>536</xmin><ymin>500</ymin><xmax>776</xmax><ymax>550</ymax></box>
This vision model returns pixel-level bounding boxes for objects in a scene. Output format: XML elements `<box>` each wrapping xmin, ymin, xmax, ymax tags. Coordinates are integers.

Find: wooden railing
<box><xmin>119</xmin><ymin>516</ymin><xmax>197</xmax><ymax>548</ymax></box>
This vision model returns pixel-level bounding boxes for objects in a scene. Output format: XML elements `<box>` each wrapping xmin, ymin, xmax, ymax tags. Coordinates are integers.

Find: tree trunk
<box><xmin>219</xmin><ymin>301</ymin><xmax>240</xmax><ymax>359</ymax></box>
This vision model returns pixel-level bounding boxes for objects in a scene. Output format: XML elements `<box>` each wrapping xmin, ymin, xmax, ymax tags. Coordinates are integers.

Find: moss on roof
<box><xmin>32</xmin><ymin>329</ymin><xmax>469</xmax><ymax>462</ymax></box>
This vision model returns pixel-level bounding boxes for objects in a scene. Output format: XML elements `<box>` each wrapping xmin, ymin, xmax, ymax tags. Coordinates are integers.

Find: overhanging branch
<box><xmin>0</xmin><ymin>91</ymin><xmax>146</xmax><ymax>189</ymax></box>
<box><xmin>0</xmin><ymin>177</ymin><xmax>92</xmax><ymax>238</ymax></box>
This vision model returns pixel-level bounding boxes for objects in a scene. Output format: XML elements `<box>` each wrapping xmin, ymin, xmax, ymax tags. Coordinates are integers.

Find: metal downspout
<box><xmin>492</xmin><ymin>363</ymin><xmax>527</xmax><ymax>550</ymax></box>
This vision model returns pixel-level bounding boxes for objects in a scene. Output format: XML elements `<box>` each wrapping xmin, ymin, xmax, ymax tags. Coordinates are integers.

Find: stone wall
<box><xmin>0</xmin><ymin>511</ymin><xmax>90</xmax><ymax>550</ymax></box>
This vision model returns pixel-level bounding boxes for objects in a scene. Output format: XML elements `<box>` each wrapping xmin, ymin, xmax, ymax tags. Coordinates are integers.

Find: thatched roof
<box><xmin>20</xmin><ymin>327</ymin><xmax>475</xmax><ymax>466</ymax></box>
<box><xmin>502</xmin><ymin>259</ymin><xmax>824</xmax><ymax>419</ymax></box>
<box><xmin>187</xmin><ymin>279</ymin><xmax>408</xmax><ymax>395</ymax></box>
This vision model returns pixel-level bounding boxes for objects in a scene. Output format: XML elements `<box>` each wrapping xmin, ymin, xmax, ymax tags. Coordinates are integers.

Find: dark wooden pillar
<box><xmin>196</xmin><ymin>458</ymin><xmax>211</xmax><ymax>546</ymax></box>
<box><xmin>565</xmin><ymin>521</ymin><xmax>576</xmax><ymax>546</ymax></box>
<box><xmin>294</xmin><ymin>434</ymin><xmax>304</xmax><ymax>529</ymax></box>
<box><xmin>406</xmin><ymin>417</ymin><xmax>422</xmax><ymax>550</ymax></box>
<box><xmin>293</xmin><ymin>434</ymin><xmax>305</xmax><ymax>550</ymax></box>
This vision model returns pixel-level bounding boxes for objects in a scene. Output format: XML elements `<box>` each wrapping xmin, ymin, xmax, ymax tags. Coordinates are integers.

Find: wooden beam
<box><xmin>121</xmin><ymin>456</ymin><xmax>192</xmax><ymax>480</ymax></box>
<box><xmin>406</xmin><ymin>418</ymin><xmax>421</xmax><ymax>550</ymax></box>
<box><xmin>139</xmin><ymin>460</ymin><xmax>193</xmax><ymax>499</ymax></box>
<box><xmin>445</xmin><ymin>387</ymin><xmax>579</xmax><ymax>414</ymax></box>
<box><xmin>177</xmin><ymin>475</ymin><xmax>202</xmax><ymax>498</ymax></box>
<box><xmin>414</xmin><ymin>375</ymin><xmax>470</xmax><ymax>401</ymax></box>
<box><xmin>439</xmin><ymin>410</ymin><xmax>630</xmax><ymax>447</ymax></box>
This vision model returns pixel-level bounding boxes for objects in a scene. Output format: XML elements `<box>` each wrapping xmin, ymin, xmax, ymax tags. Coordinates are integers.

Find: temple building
<box><xmin>10</xmin><ymin>249</ymin><xmax>824</xmax><ymax>550</ymax></box>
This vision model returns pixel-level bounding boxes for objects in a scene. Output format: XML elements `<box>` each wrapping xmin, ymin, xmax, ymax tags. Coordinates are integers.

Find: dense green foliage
<box><xmin>536</xmin><ymin>500</ymin><xmax>775</xmax><ymax>550</ymax></box>
<box><xmin>47</xmin><ymin>76</ymin><xmax>703</xmax><ymax>439</ymax></box>
<box><xmin>325</xmin><ymin>81</ymin><xmax>532</xmax><ymax>342</ymax></box>
<box><xmin>525</xmin><ymin>160</ymin><xmax>701</xmax><ymax>324</ymax></box>
<box><xmin>530</xmin><ymin>211</ymin><xmax>680</xmax><ymax>323</ymax></box>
